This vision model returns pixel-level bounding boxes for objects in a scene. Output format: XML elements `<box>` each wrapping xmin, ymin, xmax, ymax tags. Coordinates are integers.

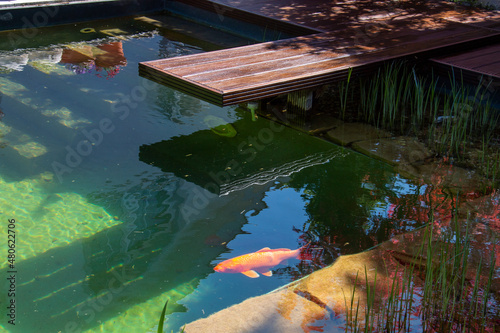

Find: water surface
<box><xmin>0</xmin><ymin>13</ymin><xmax>427</xmax><ymax>333</ymax></box>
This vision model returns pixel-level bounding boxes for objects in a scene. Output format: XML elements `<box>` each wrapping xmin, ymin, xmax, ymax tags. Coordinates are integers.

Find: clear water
<box><xmin>0</xmin><ymin>14</ymin><xmax>427</xmax><ymax>333</ymax></box>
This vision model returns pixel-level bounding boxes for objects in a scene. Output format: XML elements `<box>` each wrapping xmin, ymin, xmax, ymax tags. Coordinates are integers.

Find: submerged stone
<box><xmin>325</xmin><ymin>122</ymin><xmax>391</xmax><ymax>146</ymax></box>
<box><xmin>397</xmin><ymin>159</ymin><xmax>485</xmax><ymax>194</ymax></box>
<box><xmin>353</xmin><ymin>136</ymin><xmax>432</xmax><ymax>166</ymax></box>
<box><xmin>307</xmin><ymin>114</ymin><xmax>344</xmax><ymax>135</ymax></box>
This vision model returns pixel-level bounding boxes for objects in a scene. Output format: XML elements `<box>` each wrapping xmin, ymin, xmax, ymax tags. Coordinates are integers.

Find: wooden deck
<box><xmin>429</xmin><ymin>15</ymin><xmax>500</xmax><ymax>81</ymax></box>
<box><xmin>140</xmin><ymin>0</ymin><xmax>500</xmax><ymax>106</ymax></box>
<box><xmin>431</xmin><ymin>43</ymin><xmax>500</xmax><ymax>80</ymax></box>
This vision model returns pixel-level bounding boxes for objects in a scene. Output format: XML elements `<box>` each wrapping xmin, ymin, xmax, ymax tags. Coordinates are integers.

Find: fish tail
<box><xmin>296</xmin><ymin>242</ymin><xmax>314</xmax><ymax>260</ymax></box>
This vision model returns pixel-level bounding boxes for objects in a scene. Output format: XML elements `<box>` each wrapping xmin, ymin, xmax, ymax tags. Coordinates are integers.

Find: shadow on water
<box><xmin>139</xmin><ymin>112</ymin><xmax>343</xmax><ymax>196</ymax></box>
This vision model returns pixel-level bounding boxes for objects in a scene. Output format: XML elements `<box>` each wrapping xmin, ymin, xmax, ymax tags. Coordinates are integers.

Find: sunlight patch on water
<box><xmin>0</xmin><ymin>122</ymin><xmax>48</xmax><ymax>158</ymax></box>
<box><xmin>11</xmin><ymin>140</ymin><xmax>47</xmax><ymax>158</ymax></box>
<box><xmin>41</xmin><ymin>106</ymin><xmax>92</xmax><ymax>129</ymax></box>
<box><xmin>29</xmin><ymin>62</ymin><xmax>75</xmax><ymax>76</ymax></box>
<box><xmin>1</xmin><ymin>75</ymin><xmax>92</xmax><ymax>130</ymax></box>
<box><xmin>0</xmin><ymin>77</ymin><xmax>27</xmax><ymax>95</ymax></box>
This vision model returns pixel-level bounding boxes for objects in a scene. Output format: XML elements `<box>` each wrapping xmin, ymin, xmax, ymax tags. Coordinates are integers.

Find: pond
<box><xmin>0</xmin><ymin>12</ymin><xmax>434</xmax><ymax>333</ymax></box>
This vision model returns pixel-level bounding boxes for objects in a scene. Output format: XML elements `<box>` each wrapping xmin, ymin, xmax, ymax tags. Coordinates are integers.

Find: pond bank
<box><xmin>183</xmin><ymin>118</ymin><xmax>500</xmax><ymax>332</ymax></box>
<box><xmin>184</xmin><ymin>214</ymin><xmax>499</xmax><ymax>332</ymax></box>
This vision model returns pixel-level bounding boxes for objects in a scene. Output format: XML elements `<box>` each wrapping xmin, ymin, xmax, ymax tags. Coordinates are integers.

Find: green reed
<box><xmin>157</xmin><ymin>299</ymin><xmax>185</xmax><ymax>333</ymax></box>
<box><xmin>343</xmin><ymin>272</ymin><xmax>362</xmax><ymax>332</ymax></box>
<box><xmin>358</xmin><ymin>69</ymin><xmax>380</xmax><ymax>125</ymax></box>
<box><xmin>410</xmin><ymin>69</ymin><xmax>440</xmax><ymax>135</ymax></box>
<box><xmin>358</xmin><ymin>61</ymin><xmax>415</xmax><ymax>133</ymax></box>
<box><xmin>343</xmin><ymin>215</ymin><xmax>497</xmax><ymax>332</ymax></box>
<box><xmin>429</xmin><ymin>73</ymin><xmax>499</xmax><ymax>160</ymax></box>
<box><xmin>339</xmin><ymin>67</ymin><xmax>354</xmax><ymax>120</ymax></box>
<box><xmin>480</xmin><ymin>145</ymin><xmax>500</xmax><ymax>191</ymax></box>
<box><xmin>355</xmin><ymin>61</ymin><xmax>499</xmax><ymax>162</ymax></box>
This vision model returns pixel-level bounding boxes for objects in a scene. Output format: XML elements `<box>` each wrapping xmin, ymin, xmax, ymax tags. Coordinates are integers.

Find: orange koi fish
<box><xmin>214</xmin><ymin>244</ymin><xmax>309</xmax><ymax>278</ymax></box>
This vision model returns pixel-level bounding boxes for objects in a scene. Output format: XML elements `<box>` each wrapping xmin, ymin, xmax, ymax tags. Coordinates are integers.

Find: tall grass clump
<box><xmin>352</xmin><ymin>61</ymin><xmax>500</xmax><ymax>175</ymax></box>
<box><xmin>343</xmin><ymin>217</ymin><xmax>497</xmax><ymax>332</ymax></box>
<box><xmin>357</xmin><ymin>62</ymin><xmax>500</xmax><ymax>146</ymax></box>
<box><xmin>427</xmin><ymin>73</ymin><xmax>500</xmax><ymax>159</ymax></box>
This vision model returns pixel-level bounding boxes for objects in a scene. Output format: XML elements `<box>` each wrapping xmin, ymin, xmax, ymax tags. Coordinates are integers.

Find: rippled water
<box><xmin>0</xmin><ymin>13</ymin><xmax>429</xmax><ymax>333</ymax></box>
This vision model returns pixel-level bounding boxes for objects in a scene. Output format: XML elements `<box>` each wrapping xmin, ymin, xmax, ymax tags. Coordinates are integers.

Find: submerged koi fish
<box><xmin>214</xmin><ymin>244</ymin><xmax>309</xmax><ymax>278</ymax></box>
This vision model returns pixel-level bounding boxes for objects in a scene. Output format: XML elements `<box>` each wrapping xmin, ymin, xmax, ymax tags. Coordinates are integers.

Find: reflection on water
<box><xmin>0</xmin><ymin>11</ymin><xmax>489</xmax><ymax>333</ymax></box>
<box><xmin>0</xmin><ymin>40</ymin><xmax>129</xmax><ymax>77</ymax></box>
<box><xmin>61</xmin><ymin>42</ymin><xmax>127</xmax><ymax>78</ymax></box>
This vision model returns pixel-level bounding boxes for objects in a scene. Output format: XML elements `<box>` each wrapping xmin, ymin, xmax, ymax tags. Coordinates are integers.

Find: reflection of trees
<box><xmin>158</xmin><ymin>37</ymin><xmax>203</xmax><ymax>59</ymax></box>
<box><xmin>151</xmin><ymin>37</ymin><xmax>209</xmax><ymax>123</ymax></box>
<box><xmin>284</xmin><ymin>153</ymin><xmax>401</xmax><ymax>257</ymax></box>
<box><xmin>153</xmin><ymin>86</ymin><xmax>206</xmax><ymax>124</ymax></box>
<box><xmin>388</xmin><ymin>160</ymin><xmax>488</xmax><ymax>226</ymax></box>
<box><xmin>284</xmin><ymin>152</ymin><xmax>498</xmax><ymax>269</ymax></box>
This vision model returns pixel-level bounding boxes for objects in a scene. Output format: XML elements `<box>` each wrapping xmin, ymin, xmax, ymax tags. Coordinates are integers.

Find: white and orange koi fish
<box><xmin>214</xmin><ymin>244</ymin><xmax>309</xmax><ymax>278</ymax></box>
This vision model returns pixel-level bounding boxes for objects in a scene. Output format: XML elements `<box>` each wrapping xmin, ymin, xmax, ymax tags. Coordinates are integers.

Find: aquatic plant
<box><xmin>427</xmin><ymin>73</ymin><xmax>500</xmax><ymax>160</ymax></box>
<box><xmin>349</xmin><ymin>60</ymin><xmax>500</xmax><ymax>182</ymax></box>
<box><xmin>356</xmin><ymin>62</ymin><xmax>499</xmax><ymax>145</ymax></box>
<box><xmin>339</xmin><ymin>67</ymin><xmax>353</xmax><ymax>120</ymax></box>
<box><xmin>157</xmin><ymin>299</ymin><xmax>169</xmax><ymax>333</ymax></box>
<box><xmin>343</xmin><ymin>216</ymin><xmax>497</xmax><ymax>332</ymax></box>
<box><xmin>481</xmin><ymin>147</ymin><xmax>500</xmax><ymax>189</ymax></box>
<box><xmin>157</xmin><ymin>300</ymin><xmax>185</xmax><ymax>333</ymax></box>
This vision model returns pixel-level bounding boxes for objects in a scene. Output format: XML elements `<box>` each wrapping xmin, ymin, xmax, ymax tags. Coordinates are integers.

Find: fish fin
<box><xmin>242</xmin><ymin>270</ymin><xmax>260</xmax><ymax>278</ymax></box>
<box><xmin>260</xmin><ymin>270</ymin><xmax>273</xmax><ymax>277</ymax></box>
<box><xmin>297</xmin><ymin>243</ymin><xmax>314</xmax><ymax>260</ymax></box>
<box><xmin>255</xmin><ymin>247</ymin><xmax>271</xmax><ymax>252</ymax></box>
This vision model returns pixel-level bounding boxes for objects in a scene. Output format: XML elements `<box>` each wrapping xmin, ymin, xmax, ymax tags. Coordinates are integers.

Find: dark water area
<box><xmin>0</xmin><ymin>13</ymin><xmax>433</xmax><ymax>333</ymax></box>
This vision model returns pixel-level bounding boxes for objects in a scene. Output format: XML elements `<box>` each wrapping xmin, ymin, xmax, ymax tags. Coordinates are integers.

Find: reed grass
<box><xmin>158</xmin><ymin>299</ymin><xmax>169</xmax><ymax>333</ymax></box>
<box><xmin>157</xmin><ymin>299</ymin><xmax>185</xmax><ymax>333</ymax></box>
<box><xmin>352</xmin><ymin>61</ymin><xmax>499</xmax><ymax>166</ymax></box>
<box><xmin>339</xmin><ymin>67</ymin><xmax>353</xmax><ymax>120</ymax></box>
<box><xmin>343</xmin><ymin>216</ymin><xmax>497</xmax><ymax>332</ymax></box>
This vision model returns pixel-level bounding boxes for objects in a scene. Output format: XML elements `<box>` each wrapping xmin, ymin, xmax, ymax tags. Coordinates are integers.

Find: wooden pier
<box><xmin>139</xmin><ymin>0</ymin><xmax>500</xmax><ymax>106</ymax></box>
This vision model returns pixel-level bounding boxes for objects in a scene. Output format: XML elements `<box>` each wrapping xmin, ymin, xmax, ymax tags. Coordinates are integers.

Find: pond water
<box><xmin>0</xmin><ymin>13</ymin><xmax>430</xmax><ymax>333</ymax></box>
